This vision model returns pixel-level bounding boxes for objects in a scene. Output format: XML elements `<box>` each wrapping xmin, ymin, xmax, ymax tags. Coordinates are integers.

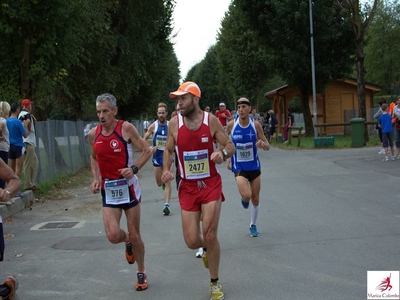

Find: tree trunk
<box><xmin>346</xmin><ymin>0</ymin><xmax>378</xmax><ymax>144</ymax></box>
<box><xmin>301</xmin><ymin>86</ymin><xmax>314</xmax><ymax>137</ymax></box>
<box><xmin>355</xmin><ymin>28</ymin><xmax>369</xmax><ymax>143</ymax></box>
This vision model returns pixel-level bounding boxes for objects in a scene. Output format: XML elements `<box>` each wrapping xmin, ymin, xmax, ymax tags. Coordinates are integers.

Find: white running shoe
<box><xmin>378</xmin><ymin>149</ymin><xmax>385</xmax><ymax>154</ymax></box>
<box><xmin>196</xmin><ymin>247</ymin><xmax>204</xmax><ymax>258</ymax></box>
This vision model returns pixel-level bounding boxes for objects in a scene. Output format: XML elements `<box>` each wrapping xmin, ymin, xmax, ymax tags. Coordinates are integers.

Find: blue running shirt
<box><xmin>230</xmin><ymin>118</ymin><xmax>260</xmax><ymax>172</ymax></box>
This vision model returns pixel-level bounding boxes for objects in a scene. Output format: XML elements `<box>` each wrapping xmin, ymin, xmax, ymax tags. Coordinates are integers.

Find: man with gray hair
<box><xmin>88</xmin><ymin>93</ymin><xmax>152</xmax><ymax>291</ymax></box>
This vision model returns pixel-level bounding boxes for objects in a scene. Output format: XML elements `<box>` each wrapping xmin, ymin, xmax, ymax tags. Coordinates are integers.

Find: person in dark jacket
<box><xmin>268</xmin><ymin>110</ymin><xmax>278</xmax><ymax>143</ymax></box>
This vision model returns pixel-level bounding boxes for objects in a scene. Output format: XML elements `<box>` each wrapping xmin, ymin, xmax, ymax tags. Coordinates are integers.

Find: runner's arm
<box><xmin>162</xmin><ymin>117</ymin><xmax>177</xmax><ymax>173</ymax></box>
<box><xmin>210</xmin><ymin>115</ymin><xmax>235</xmax><ymax>161</ymax></box>
<box><xmin>255</xmin><ymin>122</ymin><xmax>270</xmax><ymax>151</ymax></box>
<box><xmin>125</xmin><ymin>122</ymin><xmax>152</xmax><ymax>170</ymax></box>
<box><xmin>225</xmin><ymin>120</ymin><xmax>233</xmax><ymax>136</ymax></box>
<box><xmin>161</xmin><ymin>117</ymin><xmax>177</xmax><ymax>183</ymax></box>
<box><xmin>143</xmin><ymin>122</ymin><xmax>155</xmax><ymax>146</ymax></box>
<box><xmin>226</xmin><ymin>111</ymin><xmax>233</xmax><ymax>121</ymax></box>
<box><xmin>0</xmin><ymin>159</ymin><xmax>21</xmax><ymax>201</ymax></box>
<box><xmin>225</xmin><ymin>120</ymin><xmax>234</xmax><ymax>170</ymax></box>
<box><xmin>88</xmin><ymin>127</ymin><xmax>101</xmax><ymax>193</ymax></box>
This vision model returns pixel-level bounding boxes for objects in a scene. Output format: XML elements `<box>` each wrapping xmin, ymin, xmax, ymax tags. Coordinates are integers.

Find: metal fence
<box><xmin>35</xmin><ymin>120</ymin><xmax>88</xmax><ymax>184</ymax></box>
<box><xmin>34</xmin><ymin>119</ymin><xmax>147</xmax><ymax>185</ymax></box>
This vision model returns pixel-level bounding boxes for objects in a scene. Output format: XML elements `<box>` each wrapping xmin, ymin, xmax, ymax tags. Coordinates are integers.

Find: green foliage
<box><xmin>234</xmin><ymin>0</ymin><xmax>355</xmax><ymax>136</ymax></box>
<box><xmin>0</xmin><ymin>0</ymin><xmax>74</xmax><ymax>105</ymax></box>
<box><xmin>365</xmin><ymin>0</ymin><xmax>400</xmax><ymax>94</ymax></box>
<box><xmin>187</xmin><ymin>46</ymin><xmax>229</xmax><ymax>110</ymax></box>
<box><xmin>236</xmin><ymin>0</ymin><xmax>354</xmax><ymax>92</ymax></box>
<box><xmin>216</xmin><ymin>2</ymin><xmax>272</xmax><ymax>109</ymax></box>
<box><xmin>289</xmin><ymin>97</ymin><xmax>302</xmax><ymax>113</ymax></box>
<box><xmin>258</xmin><ymin>75</ymin><xmax>286</xmax><ymax>113</ymax></box>
<box><xmin>3</xmin><ymin>0</ymin><xmax>398</xmax><ymax>126</ymax></box>
<box><xmin>0</xmin><ymin>0</ymin><xmax>179</xmax><ymax>121</ymax></box>
<box><xmin>34</xmin><ymin>166</ymin><xmax>92</xmax><ymax>200</ymax></box>
<box><xmin>49</xmin><ymin>104</ymin><xmax>77</xmax><ymax>121</ymax></box>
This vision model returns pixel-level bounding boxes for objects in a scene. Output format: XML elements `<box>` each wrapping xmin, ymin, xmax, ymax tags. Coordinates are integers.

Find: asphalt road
<box><xmin>1</xmin><ymin>146</ymin><xmax>399</xmax><ymax>300</ymax></box>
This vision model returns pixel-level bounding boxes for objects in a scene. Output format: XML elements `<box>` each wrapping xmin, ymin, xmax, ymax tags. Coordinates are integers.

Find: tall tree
<box><xmin>337</xmin><ymin>0</ymin><xmax>379</xmax><ymax>142</ymax></box>
<box><xmin>216</xmin><ymin>2</ymin><xmax>271</xmax><ymax>109</ymax></box>
<box><xmin>99</xmin><ymin>0</ymin><xmax>179</xmax><ymax>119</ymax></box>
<box><xmin>0</xmin><ymin>0</ymin><xmax>75</xmax><ymax>102</ymax></box>
<box><xmin>235</xmin><ymin>0</ymin><xmax>355</xmax><ymax>136</ymax></box>
<box><xmin>364</xmin><ymin>0</ymin><xmax>400</xmax><ymax>95</ymax></box>
<box><xmin>0</xmin><ymin>0</ymin><xmax>117</xmax><ymax>119</ymax></box>
<box><xmin>44</xmin><ymin>0</ymin><xmax>116</xmax><ymax>120</ymax></box>
<box><xmin>188</xmin><ymin>46</ymin><xmax>229</xmax><ymax>110</ymax></box>
<box><xmin>0</xmin><ymin>0</ymin><xmax>179</xmax><ymax>121</ymax></box>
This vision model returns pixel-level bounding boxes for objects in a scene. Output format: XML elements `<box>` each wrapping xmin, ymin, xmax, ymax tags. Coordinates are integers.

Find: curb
<box><xmin>0</xmin><ymin>191</ymin><xmax>35</xmax><ymax>219</ymax></box>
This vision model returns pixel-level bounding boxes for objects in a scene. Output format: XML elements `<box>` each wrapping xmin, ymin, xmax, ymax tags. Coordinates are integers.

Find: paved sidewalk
<box><xmin>0</xmin><ymin>191</ymin><xmax>35</xmax><ymax>220</ymax></box>
<box><xmin>1</xmin><ymin>145</ymin><xmax>399</xmax><ymax>300</ymax></box>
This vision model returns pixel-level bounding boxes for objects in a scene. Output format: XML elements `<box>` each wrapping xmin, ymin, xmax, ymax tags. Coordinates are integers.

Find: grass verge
<box><xmin>34</xmin><ymin>165</ymin><xmax>92</xmax><ymax>201</ymax></box>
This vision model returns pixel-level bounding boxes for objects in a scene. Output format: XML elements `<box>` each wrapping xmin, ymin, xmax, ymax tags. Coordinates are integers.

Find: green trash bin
<box><xmin>350</xmin><ymin>118</ymin><xmax>365</xmax><ymax>147</ymax></box>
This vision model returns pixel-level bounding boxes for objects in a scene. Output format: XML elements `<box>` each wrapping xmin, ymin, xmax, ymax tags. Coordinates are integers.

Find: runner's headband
<box><xmin>237</xmin><ymin>100</ymin><xmax>251</xmax><ymax>106</ymax></box>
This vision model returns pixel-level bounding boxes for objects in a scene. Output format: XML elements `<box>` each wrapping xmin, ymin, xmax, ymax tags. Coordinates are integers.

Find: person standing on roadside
<box><xmin>226</xmin><ymin>97</ymin><xmax>270</xmax><ymax>237</ymax></box>
<box><xmin>268</xmin><ymin>110</ymin><xmax>278</xmax><ymax>143</ymax></box>
<box><xmin>391</xmin><ymin>96</ymin><xmax>400</xmax><ymax>158</ymax></box>
<box><xmin>250</xmin><ymin>107</ymin><xmax>259</xmax><ymax>121</ymax></box>
<box><xmin>283</xmin><ymin>107</ymin><xmax>294</xmax><ymax>143</ymax></box>
<box><xmin>0</xmin><ymin>156</ymin><xmax>22</xmax><ymax>300</ymax></box>
<box><xmin>374</xmin><ymin>97</ymin><xmax>386</xmax><ymax>155</ymax></box>
<box><xmin>7</xmin><ymin>103</ymin><xmax>29</xmax><ymax>197</ymax></box>
<box><xmin>0</xmin><ymin>102</ymin><xmax>11</xmax><ymax>189</ymax></box>
<box><xmin>18</xmin><ymin>99</ymin><xmax>39</xmax><ymax>191</ymax></box>
<box><xmin>143</xmin><ymin>102</ymin><xmax>172</xmax><ymax>215</ymax></box>
<box><xmin>88</xmin><ymin>93</ymin><xmax>152</xmax><ymax>291</ymax></box>
<box><xmin>161</xmin><ymin>82</ymin><xmax>235</xmax><ymax>300</ymax></box>
<box><xmin>378</xmin><ymin>103</ymin><xmax>395</xmax><ymax>162</ymax></box>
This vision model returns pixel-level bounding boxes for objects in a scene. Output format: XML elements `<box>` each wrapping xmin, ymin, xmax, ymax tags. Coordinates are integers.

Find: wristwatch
<box><xmin>131</xmin><ymin>165</ymin><xmax>139</xmax><ymax>174</ymax></box>
<box><xmin>221</xmin><ymin>149</ymin><xmax>228</xmax><ymax>160</ymax></box>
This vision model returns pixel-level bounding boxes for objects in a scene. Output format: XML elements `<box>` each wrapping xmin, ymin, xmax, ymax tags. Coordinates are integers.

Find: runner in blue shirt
<box><xmin>143</xmin><ymin>102</ymin><xmax>172</xmax><ymax>215</ymax></box>
<box><xmin>226</xmin><ymin>97</ymin><xmax>270</xmax><ymax>237</ymax></box>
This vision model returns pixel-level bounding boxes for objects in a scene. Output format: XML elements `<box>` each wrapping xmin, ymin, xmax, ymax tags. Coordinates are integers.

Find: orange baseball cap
<box><xmin>170</xmin><ymin>82</ymin><xmax>201</xmax><ymax>98</ymax></box>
